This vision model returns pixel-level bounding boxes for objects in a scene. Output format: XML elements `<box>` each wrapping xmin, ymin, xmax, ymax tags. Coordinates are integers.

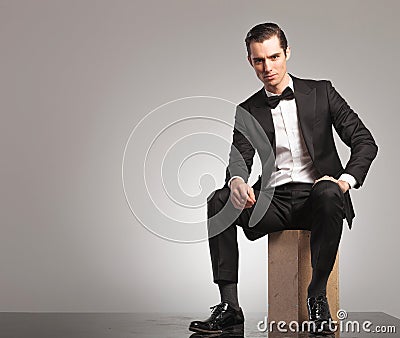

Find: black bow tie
<box><xmin>265</xmin><ymin>87</ymin><xmax>295</xmax><ymax>109</ymax></box>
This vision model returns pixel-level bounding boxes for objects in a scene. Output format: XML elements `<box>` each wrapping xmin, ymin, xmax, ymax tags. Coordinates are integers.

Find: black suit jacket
<box><xmin>224</xmin><ymin>75</ymin><xmax>378</xmax><ymax>228</ymax></box>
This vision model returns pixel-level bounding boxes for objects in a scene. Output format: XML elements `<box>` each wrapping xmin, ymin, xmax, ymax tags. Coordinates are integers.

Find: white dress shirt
<box><xmin>266</xmin><ymin>77</ymin><xmax>317</xmax><ymax>187</ymax></box>
<box><xmin>229</xmin><ymin>76</ymin><xmax>357</xmax><ymax>189</ymax></box>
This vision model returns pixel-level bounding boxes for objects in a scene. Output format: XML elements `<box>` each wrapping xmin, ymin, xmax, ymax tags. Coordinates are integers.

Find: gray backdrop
<box><xmin>1</xmin><ymin>0</ymin><xmax>399</xmax><ymax>318</ymax></box>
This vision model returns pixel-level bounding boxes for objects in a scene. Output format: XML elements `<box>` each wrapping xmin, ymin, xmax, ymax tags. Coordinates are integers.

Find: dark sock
<box><xmin>307</xmin><ymin>268</ymin><xmax>330</xmax><ymax>298</ymax></box>
<box><xmin>218</xmin><ymin>282</ymin><xmax>240</xmax><ymax>310</ymax></box>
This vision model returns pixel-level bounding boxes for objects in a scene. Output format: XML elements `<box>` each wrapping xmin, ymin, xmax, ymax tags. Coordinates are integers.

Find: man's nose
<box><xmin>263</xmin><ymin>60</ymin><xmax>272</xmax><ymax>72</ymax></box>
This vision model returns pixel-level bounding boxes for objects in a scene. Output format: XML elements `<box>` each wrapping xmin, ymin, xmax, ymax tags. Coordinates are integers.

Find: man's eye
<box><xmin>254</xmin><ymin>59</ymin><xmax>262</xmax><ymax>64</ymax></box>
<box><xmin>271</xmin><ymin>55</ymin><xmax>279</xmax><ymax>60</ymax></box>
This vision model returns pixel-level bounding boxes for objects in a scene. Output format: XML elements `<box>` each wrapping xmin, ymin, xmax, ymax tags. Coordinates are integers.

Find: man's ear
<box><xmin>285</xmin><ymin>46</ymin><xmax>291</xmax><ymax>61</ymax></box>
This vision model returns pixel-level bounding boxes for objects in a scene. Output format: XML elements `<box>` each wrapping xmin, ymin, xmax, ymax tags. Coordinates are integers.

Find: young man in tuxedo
<box><xmin>189</xmin><ymin>23</ymin><xmax>377</xmax><ymax>335</ymax></box>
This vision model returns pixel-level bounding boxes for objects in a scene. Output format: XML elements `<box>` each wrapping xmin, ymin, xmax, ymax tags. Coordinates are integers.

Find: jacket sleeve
<box><xmin>327</xmin><ymin>80</ymin><xmax>378</xmax><ymax>188</ymax></box>
<box><xmin>224</xmin><ymin>104</ymin><xmax>255</xmax><ymax>187</ymax></box>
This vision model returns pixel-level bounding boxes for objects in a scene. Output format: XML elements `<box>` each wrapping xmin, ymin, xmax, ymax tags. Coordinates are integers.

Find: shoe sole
<box><xmin>189</xmin><ymin>323</ymin><xmax>244</xmax><ymax>334</ymax></box>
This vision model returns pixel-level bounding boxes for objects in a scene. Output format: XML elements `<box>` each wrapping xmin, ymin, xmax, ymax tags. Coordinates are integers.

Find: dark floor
<box><xmin>0</xmin><ymin>312</ymin><xmax>398</xmax><ymax>338</ymax></box>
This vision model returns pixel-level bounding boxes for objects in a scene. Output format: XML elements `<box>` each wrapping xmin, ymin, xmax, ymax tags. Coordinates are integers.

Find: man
<box><xmin>189</xmin><ymin>23</ymin><xmax>377</xmax><ymax>335</ymax></box>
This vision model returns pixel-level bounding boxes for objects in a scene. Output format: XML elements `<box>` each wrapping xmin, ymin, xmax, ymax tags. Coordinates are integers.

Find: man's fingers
<box><xmin>231</xmin><ymin>191</ymin><xmax>247</xmax><ymax>210</ymax></box>
<box><xmin>230</xmin><ymin>182</ymin><xmax>257</xmax><ymax>210</ymax></box>
<box><xmin>232</xmin><ymin>196</ymin><xmax>254</xmax><ymax>209</ymax></box>
<box><xmin>244</xmin><ymin>200</ymin><xmax>254</xmax><ymax>208</ymax></box>
<box><xmin>230</xmin><ymin>193</ymin><xmax>242</xmax><ymax>205</ymax></box>
<box><xmin>233</xmin><ymin>186</ymin><xmax>249</xmax><ymax>201</ymax></box>
<box><xmin>230</xmin><ymin>185</ymin><xmax>256</xmax><ymax>209</ymax></box>
<box><xmin>247</xmin><ymin>187</ymin><xmax>256</xmax><ymax>203</ymax></box>
<box><xmin>315</xmin><ymin>175</ymin><xmax>331</xmax><ymax>182</ymax></box>
<box><xmin>314</xmin><ymin>175</ymin><xmax>337</xmax><ymax>186</ymax></box>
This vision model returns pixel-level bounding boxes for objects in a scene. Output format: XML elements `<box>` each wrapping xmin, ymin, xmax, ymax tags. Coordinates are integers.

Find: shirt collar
<box><xmin>265</xmin><ymin>75</ymin><xmax>294</xmax><ymax>97</ymax></box>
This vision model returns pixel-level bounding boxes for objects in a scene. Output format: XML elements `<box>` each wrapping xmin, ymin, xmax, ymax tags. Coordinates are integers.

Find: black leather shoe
<box><xmin>307</xmin><ymin>295</ymin><xmax>335</xmax><ymax>335</ymax></box>
<box><xmin>189</xmin><ymin>302</ymin><xmax>244</xmax><ymax>334</ymax></box>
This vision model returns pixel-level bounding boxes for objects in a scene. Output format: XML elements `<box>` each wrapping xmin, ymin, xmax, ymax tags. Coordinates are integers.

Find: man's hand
<box><xmin>230</xmin><ymin>178</ymin><xmax>256</xmax><ymax>210</ymax></box>
<box><xmin>313</xmin><ymin>175</ymin><xmax>350</xmax><ymax>193</ymax></box>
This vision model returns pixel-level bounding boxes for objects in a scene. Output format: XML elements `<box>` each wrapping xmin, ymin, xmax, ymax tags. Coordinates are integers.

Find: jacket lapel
<box><xmin>251</xmin><ymin>89</ymin><xmax>276</xmax><ymax>155</ymax></box>
<box><xmin>292</xmin><ymin>75</ymin><xmax>316</xmax><ymax>161</ymax></box>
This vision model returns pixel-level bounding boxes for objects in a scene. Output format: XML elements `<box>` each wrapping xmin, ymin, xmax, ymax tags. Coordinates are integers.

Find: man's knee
<box><xmin>312</xmin><ymin>180</ymin><xmax>343</xmax><ymax>197</ymax></box>
<box><xmin>207</xmin><ymin>188</ymin><xmax>230</xmax><ymax>215</ymax></box>
<box><xmin>207</xmin><ymin>187</ymin><xmax>235</xmax><ymax>239</ymax></box>
<box><xmin>311</xmin><ymin>180</ymin><xmax>343</xmax><ymax>213</ymax></box>
<box><xmin>243</xmin><ymin>229</ymin><xmax>265</xmax><ymax>241</ymax></box>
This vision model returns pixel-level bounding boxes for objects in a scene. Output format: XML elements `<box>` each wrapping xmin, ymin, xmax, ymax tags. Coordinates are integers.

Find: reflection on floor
<box><xmin>0</xmin><ymin>312</ymin><xmax>397</xmax><ymax>337</ymax></box>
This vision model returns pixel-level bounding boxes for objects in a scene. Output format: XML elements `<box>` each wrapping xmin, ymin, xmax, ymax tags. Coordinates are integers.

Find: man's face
<box><xmin>248</xmin><ymin>35</ymin><xmax>291</xmax><ymax>94</ymax></box>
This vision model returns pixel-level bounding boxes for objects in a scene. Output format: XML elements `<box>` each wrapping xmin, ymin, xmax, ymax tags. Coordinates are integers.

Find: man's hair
<box><xmin>245</xmin><ymin>22</ymin><xmax>288</xmax><ymax>56</ymax></box>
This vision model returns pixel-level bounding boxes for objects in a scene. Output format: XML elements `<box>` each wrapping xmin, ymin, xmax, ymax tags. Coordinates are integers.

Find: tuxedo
<box><xmin>223</xmin><ymin>74</ymin><xmax>378</xmax><ymax>228</ymax></box>
<box><xmin>207</xmin><ymin>74</ymin><xmax>378</xmax><ymax>284</ymax></box>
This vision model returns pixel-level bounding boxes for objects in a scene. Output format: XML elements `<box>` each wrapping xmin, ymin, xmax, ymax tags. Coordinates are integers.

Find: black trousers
<box><xmin>208</xmin><ymin>180</ymin><xmax>344</xmax><ymax>284</ymax></box>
